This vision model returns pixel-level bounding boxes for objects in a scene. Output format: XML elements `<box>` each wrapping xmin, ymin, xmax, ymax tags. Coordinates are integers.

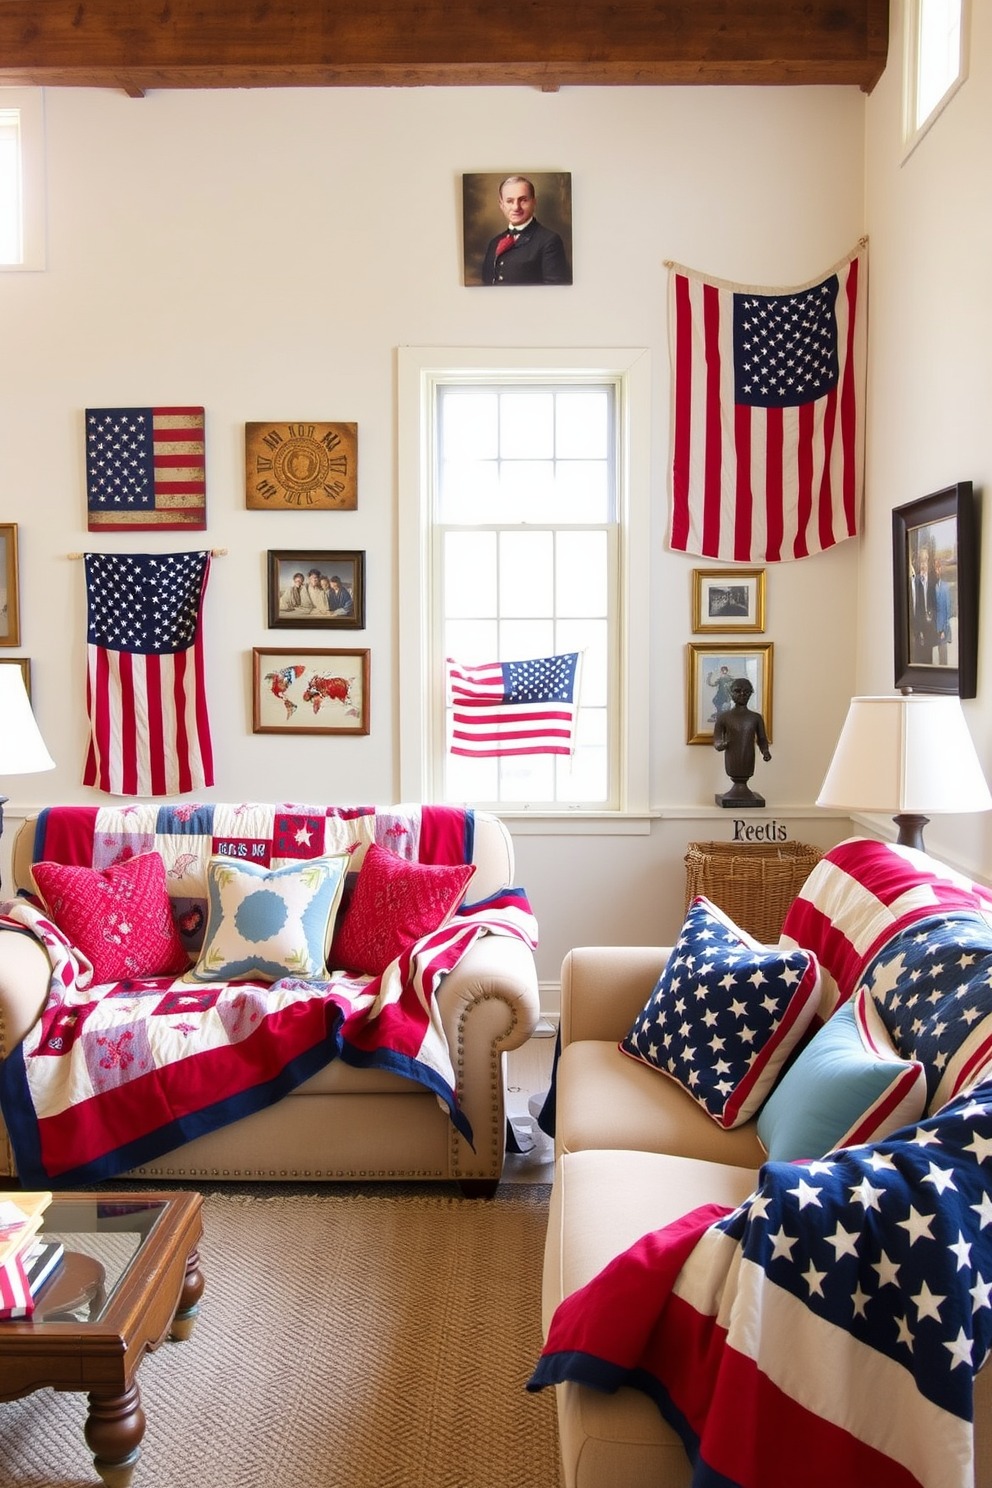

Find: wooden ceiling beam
<box><xmin>0</xmin><ymin>1</ymin><xmax>890</xmax><ymax>94</ymax></box>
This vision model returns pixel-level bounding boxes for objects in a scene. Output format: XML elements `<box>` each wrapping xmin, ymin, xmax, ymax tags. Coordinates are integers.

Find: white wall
<box><xmin>863</xmin><ymin>4</ymin><xmax>992</xmax><ymax>876</ymax></box>
<box><xmin>0</xmin><ymin>82</ymin><xmax>866</xmax><ymax>981</ymax></box>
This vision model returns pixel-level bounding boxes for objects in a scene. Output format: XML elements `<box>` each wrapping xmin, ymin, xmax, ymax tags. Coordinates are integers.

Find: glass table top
<box><xmin>32</xmin><ymin>1198</ymin><xmax>167</xmax><ymax>1323</ymax></box>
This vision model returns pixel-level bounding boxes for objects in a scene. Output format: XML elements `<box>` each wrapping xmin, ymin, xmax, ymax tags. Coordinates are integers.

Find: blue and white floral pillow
<box><xmin>619</xmin><ymin>895</ymin><xmax>821</xmax><ymax>1128</ymax></box>
<box><xmin>186</xmin><ymin>854</ymin><xmax>350</xmax><ymax>984</ymax></box>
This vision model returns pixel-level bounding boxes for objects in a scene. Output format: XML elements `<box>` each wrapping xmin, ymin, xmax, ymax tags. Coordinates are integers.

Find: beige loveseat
<box><xmin>0</xmin><ymin>804</ymin><xmax>539</xmax><ymax>1196</ymax></box>
<box><xmin>543</xmin><ymin>842</ymin><xmax>992</xmax><ymax>1487</ymax></box>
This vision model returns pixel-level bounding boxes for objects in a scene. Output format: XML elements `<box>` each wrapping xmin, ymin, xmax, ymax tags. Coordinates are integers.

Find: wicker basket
<box><xmin>684</xmin><ymin>840</ymin><xmax>822</xmax><ymax>945</ymax></box>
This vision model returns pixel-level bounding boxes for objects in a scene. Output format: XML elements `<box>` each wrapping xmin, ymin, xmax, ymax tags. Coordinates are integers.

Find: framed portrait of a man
<box><xmin>892</xmin><ymin>482</ymin><xmax>976</xmax><ymax>698</ymax></box>
<box><xmin>462</xmin><ymin>172</ymin><xmax>573</xmax><ymax>288</ymax></box>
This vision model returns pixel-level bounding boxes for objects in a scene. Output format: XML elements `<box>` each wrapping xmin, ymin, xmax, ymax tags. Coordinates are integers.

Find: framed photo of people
<box><xmin>252</xmin><ymin>648</ymin><xmax>370</xmax><ymax>736</ymax></box>
<box><xmin>0</xmin><ymin>522</ymin><xmax>19</xmax><ymax>647</ymax></box>
<box><xmin>686</xmin><ymin>642</ymin><xmax>774</xmax><ymax>746</ymax></box>
<box><xmin>691</xmin><ymin>568</ymin><xmax>766</xmax><ymax>634</ymax></box>
<box><xmin>267</xmin><ymin>550</ymin><xmax>365</xmax><ymax>631</ymax></box>
<box><xmin>892</xmin><ymin>482</ymin><xmax>976</xmax><ymax>698</ymax></box>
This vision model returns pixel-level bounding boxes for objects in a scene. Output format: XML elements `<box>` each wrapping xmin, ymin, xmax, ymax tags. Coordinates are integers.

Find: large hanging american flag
<box><xmin>86</xmin><ymin>407</ymin><xmax>206</xmax><ymax>531</ymax></box>
<box><xmin>82</xmin><ymin>551</ymin><xmax>214</xmax><ymax>797</ymax></box>
<box><xmin>446</xmin><ymin>653</ymin><xmax>579</xmax><ymax>757</ymax></box>
<box><xmin>668</xmin><ymin>244</ymin><xmax>867</xmax><ymax>563</ymax></box>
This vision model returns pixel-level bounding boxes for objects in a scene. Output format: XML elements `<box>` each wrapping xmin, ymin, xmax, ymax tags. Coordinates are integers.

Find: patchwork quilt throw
<box><xmin>529</xmin><ymin>1087</ymin><xmax>992</xmax><ymax>1488</ymax></box>
<box><xmin>0</xmin><ymin>803</ymin><xmax>537</xmax><ymax>1186</ymax></box>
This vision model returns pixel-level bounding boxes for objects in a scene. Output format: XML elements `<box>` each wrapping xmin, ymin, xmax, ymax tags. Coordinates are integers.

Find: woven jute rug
<box><xmin>0</xmin><ymin>1184</ymin><xmax>562</xmax><ymax>1488</ymax></box>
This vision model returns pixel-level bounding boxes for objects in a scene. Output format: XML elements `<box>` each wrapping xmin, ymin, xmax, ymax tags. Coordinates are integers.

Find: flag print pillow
<box><xmin>619</xmin><ymin>895</ymin><xmax>821</xmax><ymax>1129</ymax></box>
<box><xmin>31</xmin><ymin>852</ymin><xmax>190</xmax><ymax>987</ymax></box>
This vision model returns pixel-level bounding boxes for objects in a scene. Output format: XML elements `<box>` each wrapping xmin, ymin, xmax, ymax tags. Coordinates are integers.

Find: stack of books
<box><xmin>0</xmin><ymin>1192</ymin><xmax>62</xmax><ymax>1319</ymax></box>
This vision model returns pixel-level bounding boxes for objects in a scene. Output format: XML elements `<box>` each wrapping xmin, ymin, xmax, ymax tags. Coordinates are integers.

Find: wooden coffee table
<box><xmin>0</xmin><ymin>1190</ymin><xmax>204</xmax><ymax>1488</ymax></box>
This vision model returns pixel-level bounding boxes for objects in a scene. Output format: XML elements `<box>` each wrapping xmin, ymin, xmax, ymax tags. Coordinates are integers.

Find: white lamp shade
<box><xmin>0</xmin><ymin>666</ymin><xmax>55</xmax><ymax>775</ymax></box>
<box><xmin>817</xmin><ymin>695</ymin><xmax>992</xmax><ymax>816</ymax></box>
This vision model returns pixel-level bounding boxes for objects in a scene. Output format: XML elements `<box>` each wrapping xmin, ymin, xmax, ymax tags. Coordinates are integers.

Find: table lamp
<box><xmin>0</xmin><ymin>666</ymin><xmax>55</xmax><ymax>879</ymax></box>
<box><xmin>816</xmin><ymin>693</ymin><xmax>992</xmax><ymax>852</ymax></box>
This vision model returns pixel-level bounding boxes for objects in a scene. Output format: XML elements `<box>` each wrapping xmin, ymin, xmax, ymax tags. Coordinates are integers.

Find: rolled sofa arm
<box><xmin>0</xmin><ymin>926</ymin><xmax>54</xmax><ymax>1178</ymax></box>
<box><xmin>560</xmin><ymin>945</ymin><xmax>672</xmax><ymax>1048</ymax></box>
<box><xmin>435</xmin><ymin>932</ymin><xmax>540</xmax><ymax>1183</ymax></box>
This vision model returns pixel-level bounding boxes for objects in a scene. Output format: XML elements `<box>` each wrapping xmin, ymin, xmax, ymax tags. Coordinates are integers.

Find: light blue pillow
<box><xmin>185</xmin><ymin>854</ymin><xmax>349</xmax><ymax>984</ymax></box>
<box><xmin>757</xmin><ymin>994</ymin><xmax>927</xmax><ymax>1163</ymax></box>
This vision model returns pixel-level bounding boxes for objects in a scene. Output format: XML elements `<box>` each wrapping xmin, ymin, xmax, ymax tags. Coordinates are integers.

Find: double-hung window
<box><xmin>0</xmin><ymin>88</ymin><xmax>45</xmax><ymax>271</ymax></box>
<box><xmin>398</xmin><ymin>347</ymin><xmax>650</xmax><ymax>822</ymax></box>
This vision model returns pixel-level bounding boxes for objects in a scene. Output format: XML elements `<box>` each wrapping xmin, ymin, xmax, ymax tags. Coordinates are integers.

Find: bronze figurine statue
<box><xmin>712</xmin><ymin>676</ymin><xmax>771</xmax><ymax>808</ymax></box>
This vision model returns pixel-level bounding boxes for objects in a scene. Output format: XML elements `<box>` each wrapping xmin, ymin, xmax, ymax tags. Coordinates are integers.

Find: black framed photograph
<box><xmin>687</xmin><ymin>642</ymin><xmax>774</xmax><ymax>746</ymax></box>
<box><xmin>892</xmin><ymin>482</ymin><xmax>976</xmax><ymax>698</ymax></box>
<box><xmin>692</xmin><ymin>568</ymin><xmax>766</xmax><ymax>634</ymax></box>
<box><xmin>252</xmin><ymin>648</ymin><xmax>370</xmax><ymax>735</ymax></box>
<box><xmin>0</xmin><ymin>522</ymin><xmax>20</xmax><ymax>647</ymax></box>
<box><xmin>462</xmin><ymin>172</ymin><xmax>573</xmax><ymax>288</ymax></box>
<box><xmin>267</xmin><ymin>550</ymin><xmax>365</xmax><ymax>630</ymax></box>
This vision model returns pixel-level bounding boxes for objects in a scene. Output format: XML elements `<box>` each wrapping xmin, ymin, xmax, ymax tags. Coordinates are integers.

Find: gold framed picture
<box><xmin>686</xmin><ymin>642</ymin><xmax>773</xmax><ymax>745</ymax></box>
<box><xmin>252</xmin><ymin>648</ymin><xmax>370</xmax><ymax>735</ymax></box>
<box><xmin>691</xmin><ymin>568</ymin><xmax>765</xmax><ymax>634</ymax></box>
<box><xmin>0</xmin><ymin>656</ymin><xmax>30</xmax><ymax>696</ymax></box>
<box><xmin>0</xmin><ymin>523</ymin><xmax>19</xmax><ymax>647</ymax></box>
<box><xmin>245</xmin><ymin>422</ymin><xmax>358</xmax><ymax>510</ymax></box>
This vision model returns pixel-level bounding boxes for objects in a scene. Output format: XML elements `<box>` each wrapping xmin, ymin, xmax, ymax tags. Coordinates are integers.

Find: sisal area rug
<box><xmin>0</xmin><ymin>1184</ymin><xmax>562</xmax><ymax>1488</ymax></box>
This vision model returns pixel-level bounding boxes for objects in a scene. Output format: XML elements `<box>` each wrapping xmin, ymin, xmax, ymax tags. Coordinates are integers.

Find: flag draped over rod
<box><xmin>82</xmin><ymin>551</ymin><xmax>214</xmax><ymax>797</ymax></box>
<box><xmin>667</xmin><ymin>244</ymin><xmax>867</xmax><ymax>563</ymax></box>
<box><xmin>446</xmin><ymin>653</ymin><xmax>580</xmax><ymax>758</ymax></box>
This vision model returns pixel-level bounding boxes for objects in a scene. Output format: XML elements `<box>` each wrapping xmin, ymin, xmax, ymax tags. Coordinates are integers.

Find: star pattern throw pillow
<box><xmin>619</xmin><ymin>895</ymin><xmax>821</xmax><ymax>1129</ymax></box>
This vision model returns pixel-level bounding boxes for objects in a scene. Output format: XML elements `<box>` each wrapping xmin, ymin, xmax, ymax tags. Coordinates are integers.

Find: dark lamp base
<box><xmin>894</xmin><ymin>813</ymin><xmax>929</xmax><ymax>852</ymax></box>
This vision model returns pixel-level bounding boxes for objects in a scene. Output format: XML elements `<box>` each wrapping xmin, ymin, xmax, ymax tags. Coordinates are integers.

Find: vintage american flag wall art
<box><xmin>85</xmin><ymin>407</ymin><xmax>207</xmax><ymax>531</ymax></box>
<box><xmin>667</xmin><ymin>244</ymin><xmax>867</xmax><ymax>564</ymax></box>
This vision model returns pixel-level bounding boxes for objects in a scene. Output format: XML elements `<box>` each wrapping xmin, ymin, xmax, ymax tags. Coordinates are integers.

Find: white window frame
<box><xmin>0</xmin><ymin>88</ymin><xmax>46</xmax><ymax>271</ymax></box>
<box><xmin>397</xmin><ymin>346</ymin><xmax>651</xmax><ymax>830</ymax></box>
<box><xmin>902</xmin><ymin>0</ymin><xmax>969</xmax><ymax>161</ymax></box>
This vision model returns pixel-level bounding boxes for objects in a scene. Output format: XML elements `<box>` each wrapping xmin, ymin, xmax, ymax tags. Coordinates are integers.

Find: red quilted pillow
<box><xmin>31</xmin><ymin>852</ymin><xmax>190</xmax><ymax>985</ymax></box>
<box><xmin>330</xmin><ymin>842</ymin><xmax>475</xmax><ymax>977</ymax></box>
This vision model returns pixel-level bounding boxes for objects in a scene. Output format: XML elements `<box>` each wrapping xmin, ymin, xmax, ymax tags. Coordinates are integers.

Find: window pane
<box><xmin>439</xmin><ymin>457</ymin><xmax>499</xmax><ymax>522</ymax></box>
<box><xmin>557</xmin><ymin>708</ymin><xmax>608</xmax><ymax>801</ymax></box>
<box><xmin>557</xmin><ymin>619</ymin><xmax>608</xmax><ymax>706</ymax></box>
<box><xmin>499</xmin><ymin>459</ymin><xmax>555</xmax><ymax>522</ymax></box>
<box><xmin>556</xmin><ymin>391</ymin><xmax>609</xmax><ymax>458</ymax></box>
<box><xmin>500</xmin><ymin>392</ymin><xmax>554</xmax><ymax>458</ymax></box>
<box><xmin>446</xmin><ymin>749</ymin><xmax>498</xmax><ymax>803</ymax></box>
<box><xmin>500</xmin><ymin>753</ymin><xmax>556</xmax><ymax>802</ymax></box>
<box><xmin>556</xmin><ymin>530</ymin><xmax>608</xmax><ymax>617</ymax></box>
<box><xmin>500</xmin><ymin>619</ymin><xmax>555</xmax><ymax>659</ymax></box>
<box><xmin>499</xmin><ymin>531</ymin><xmax>554</xmax><ymax>617</ymax></box>
<box><xmin>917</xmin><ymin>0</ymin><xmax>962</xmax><ymax>127</ymax></box>
<box><xmin>445</xmin><ymin>618</ymin><xmax>498</xmax><ymax>661</ymax></box>
<box><xmin>554</xmin><ymin>460</ymin><xmax>610</xmax><ymax>522</ymax></box>
<box><xmin>444</xmin><ymin>532</ymin><xmax>496</xmax><ymax>616</ymax></box>
<box><xmin>441</xmin><ymin>391</ymin><xmax>498</xmax><ymax>460</ymax></box>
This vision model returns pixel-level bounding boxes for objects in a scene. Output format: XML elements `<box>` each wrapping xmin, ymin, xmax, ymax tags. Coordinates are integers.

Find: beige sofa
<box><xmin>544</xmin><ymin>936</ymin><xmax>992</xmax><ymax>1488</ymax></box>
<box><xmin>0</xmin><ymin>805</ymin><xmax>539</xmax><ymax>1195</ymax></box>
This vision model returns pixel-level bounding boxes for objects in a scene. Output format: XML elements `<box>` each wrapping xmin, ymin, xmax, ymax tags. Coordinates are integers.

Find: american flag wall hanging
<box><xmin>85</xmin><ymin>407</ymin><xmax>206</xmax><ymax>531</ymax></box>
<box><xmin>446</xmin><ymin>653</ymin><xmax>580</xmax><ymax>758</ymax></box>
<box><xmin>667</xmin><ymin>243</ymin><xmax>867</xmax><ymax>563</ymax></box>
<box><xmin>82</xmin><ymin>550</ymin><xmax>214</xmax><ymax>797</ymax></box>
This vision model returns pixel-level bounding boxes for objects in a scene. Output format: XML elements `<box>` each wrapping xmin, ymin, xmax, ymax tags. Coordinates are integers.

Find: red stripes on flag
<box><xmin>668</xmin><ymin>246</ymin><xmax>866</xmax><ymax>563</ymax></box>
<box><xmin>446</xmin><ymin>654</ymin><xmax>579</xmax><ymax>758</ymax></box>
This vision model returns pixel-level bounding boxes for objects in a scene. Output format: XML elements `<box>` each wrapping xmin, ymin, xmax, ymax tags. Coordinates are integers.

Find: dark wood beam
<box><xmin>0</xmin><ymin>1</ymin><xmax>890</xmax><ymax>94</ymax></box>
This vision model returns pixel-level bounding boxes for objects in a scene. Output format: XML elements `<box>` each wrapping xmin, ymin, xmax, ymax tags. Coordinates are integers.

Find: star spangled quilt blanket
<box><xmin>0</xmin><ymin>803</ymin><xmax>538</xmax><ymax>1186</ymax></box>
<box><xmin>529</xmin><ymin>1088</ymin><xmax>992</xmax><ymax>1488</ymax></box>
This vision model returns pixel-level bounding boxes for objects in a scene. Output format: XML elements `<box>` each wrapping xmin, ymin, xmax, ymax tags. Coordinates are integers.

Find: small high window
<box><xmin>904</xmin><ymin>0</ymin><xmax>967</xmax><ymax>154</ymax></box>
<box><xmin>0</xmin><ymin>89</ymin><xmax>45</xmax><ymax>271</ymax></box>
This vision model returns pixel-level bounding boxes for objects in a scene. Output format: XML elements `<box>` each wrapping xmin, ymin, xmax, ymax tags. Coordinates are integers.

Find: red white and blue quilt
<box><xmin>0</xmin><ymin>803</ymin><xmax>537</xmax><ymax>1186</ymax></box>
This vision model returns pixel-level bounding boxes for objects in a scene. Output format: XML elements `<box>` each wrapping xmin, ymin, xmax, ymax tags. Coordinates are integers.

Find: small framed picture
<box><xmin>892</xmin><ymin>481</ymin><xmax>976</xmax><ymax>698</ymax></box>
<box><xmin>252</xmin><ymin>648</ymin><xmax>370</xmax><ymax>736</ymax></box>
<box><xmin>0</xmin><ymin>523</ymin><xmax>20</xmax><ymax>647</ymax></box>
<box><xmin>462</xmin><ymin>171</ymin><xmax>573</xmax><ymax>288</ymax></box>
<box><xmin>692</xmin><ymin>568</ymin><xmax>765</xmax><ymax>634</ymax></box>
<box><xmin>267</xmin><ymin>550</ymin><xmax>365</xmax><ymax>630</ymax></box>
<box><xmin>0</xmin><ymin>656</ymin><xmax>30</xmax><ymax>696</ymax></box>
<box><xmin>686</xmin><ymin>642</ymin><xmax>774</xmax><ymax>746</ymax></box>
